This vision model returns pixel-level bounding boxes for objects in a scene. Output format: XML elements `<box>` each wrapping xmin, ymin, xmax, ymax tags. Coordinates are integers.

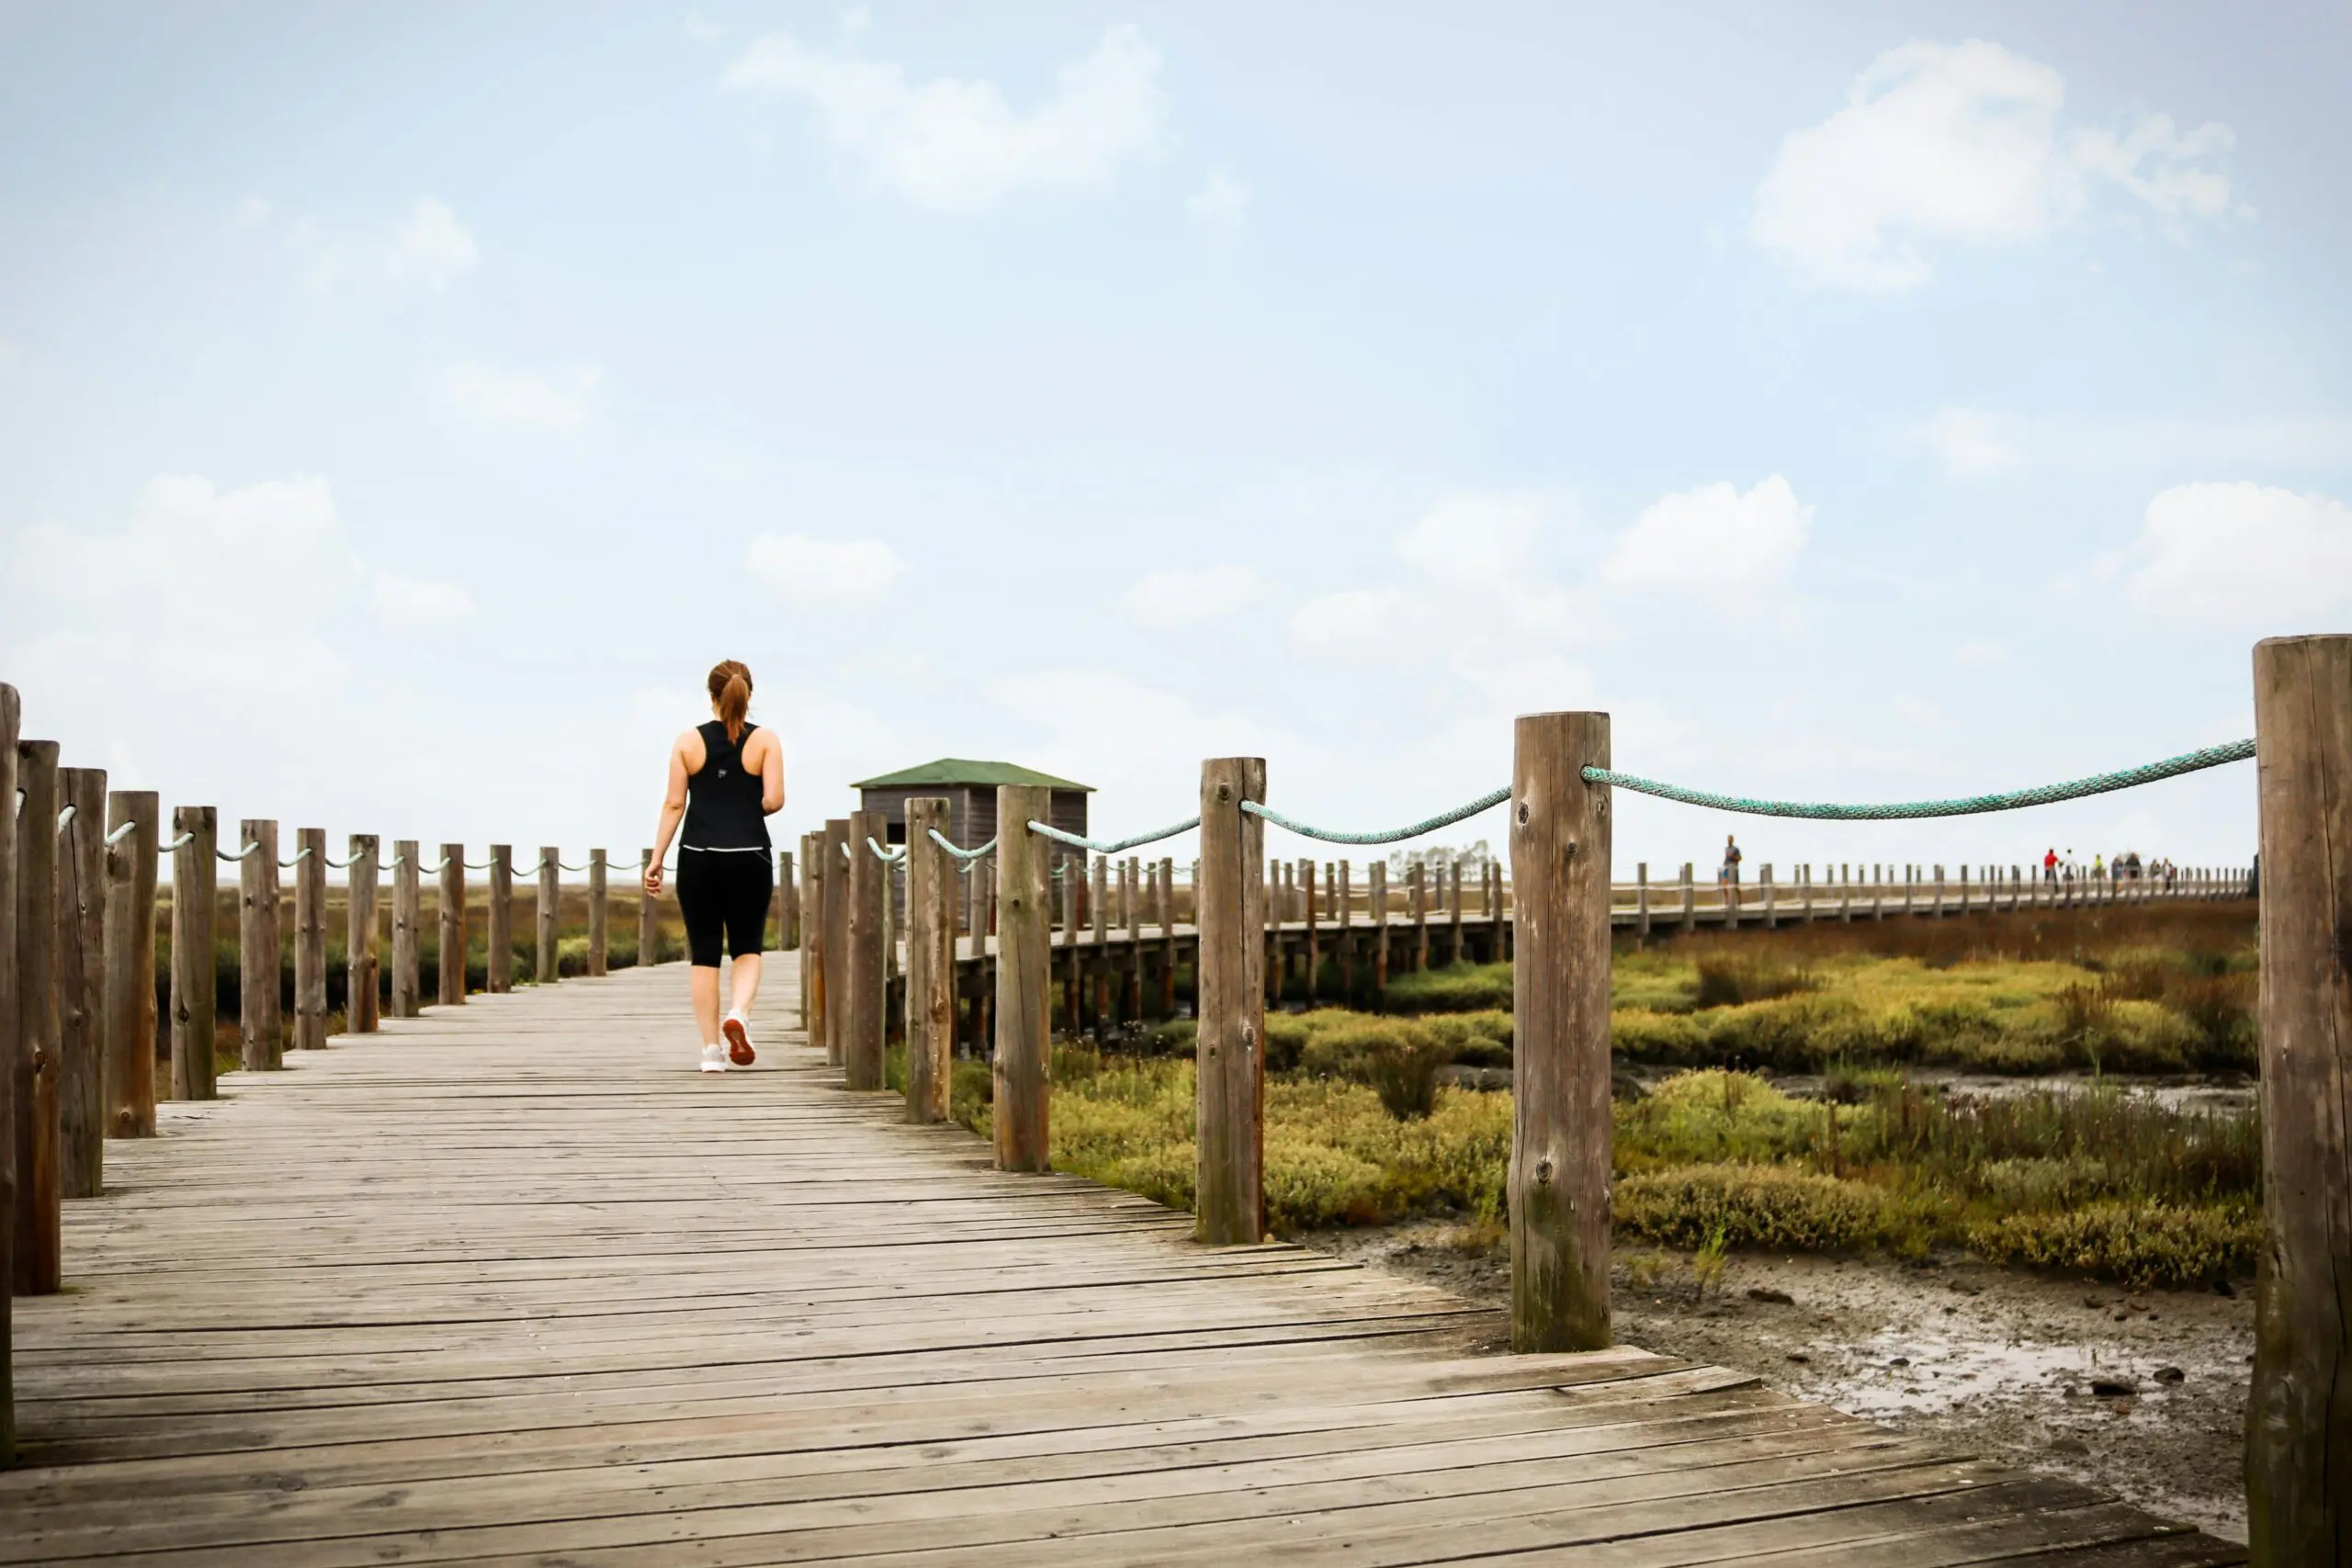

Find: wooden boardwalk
<box><xmin>5</xmin><ymin>959</ymin><xmax>2244</xmax><ymax>1566</ymax></box>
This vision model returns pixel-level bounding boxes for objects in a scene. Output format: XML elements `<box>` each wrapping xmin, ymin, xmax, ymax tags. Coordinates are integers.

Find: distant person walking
<box><xmin>2042</xmin><ymin>847</ymin><xmax>2059</xmax><ymax>886</ymax></box>
<box><xmin>645</xmin><ymin>660</ymin><xmax>786</xmax><ymax>1074</ymax></box>
<box><xmin>1718</xmin><ymin>834</ymin><xmax>1743</xmax><ymax>908</ymax></box>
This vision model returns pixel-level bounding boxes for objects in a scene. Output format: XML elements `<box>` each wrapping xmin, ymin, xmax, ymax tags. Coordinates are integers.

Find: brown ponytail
<box><xmin>707</xmin><ymin>660</ymin><xmax>752</xmax><ymax>745</ymax></box>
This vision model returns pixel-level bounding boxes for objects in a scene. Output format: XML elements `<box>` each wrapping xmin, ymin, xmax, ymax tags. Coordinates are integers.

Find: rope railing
<box><xmin>1586</xmin><ymin>739</ymin><xmax>2256</xmax><ymax>821</ymax></box>
<box><xmin>105</xmin><ymin>820</ymin><xmax>138</xmax><ymax>848</ymax></box>
<box><xmin>867</xmin><ymin>836</ymin><xmax>906</xmax><ymax>864</ymax></box>
<box><xmin>926</xmin><ymin>828</ymin><xmax>996</xmax><ymax>862</ymax></box>
<box><xmin>219</xmin><ymin>840</ymin><xmax>263</xmax><ymax>862</ymax></box>
<box><xmin>1026</xmin><ymin>818</ymin><xmax>1198</xmax><ymax>855</ymax></box>
<box><xmin>280</xmin><ymin>846</ymin><xmax>313</xmax><ymax>867</ymax></box>
<box><xmin>1238</xmin><ymin>787</ymin><xmax>1510</xmax><ymax>846</ymax></box>
<box><xmin>55</xmin><ymin>804</ymin><xmax>75</xmax><ymax>830</ymax></box>
<box><xmin>163</xmin><ymin>830</ymin><xmax>195</xmax><ymax>852</ymax></box>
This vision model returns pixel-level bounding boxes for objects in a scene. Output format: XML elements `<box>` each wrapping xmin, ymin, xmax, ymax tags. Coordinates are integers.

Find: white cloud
<box><xmin>1603</xmin><ymin>476</ymin><xmax>1811</xmax><ymax>613</ymax></box>
<box><xmin>720</xmin><ymin>24</ymin><xmax>1166</xmax><ymax>211</ymax></box>
<box><xmin>744</xmin><ymin>532</ymin><xmax>907</xmax><ymax>605</ymax></box>
<box><xmin>1396</xmin><ymin>492</ymin><xmax>1544</xmax><ymax>585</ymax></box>
<box><xmin>1288</xmin><ymin>586</ymin><xmax>1402</xmax><ymax>655</ymax></box>
<box><xmin>2115</xmin><ymin>480</ymin><xmax>2352</xmax><ymax>628</ymax></box>
<box><xmin>388</xmin><ymin>198</ymin><xmax>480</xmax><ymax>290</ymax></box>
<box><xmin>446</xmin><ymin>365</ymin><xmax>602</xmax><ymax>433</ymax></box>
<box><xmin>1907</xmin><ymin>406</ymin><xmax>2023</xmax><ymax>477</ymax></box>
<box><xmin>1187</xmin><ymin>169</ymin><xmax>1250</xmax><ymax>238</ymax></box>
<box><xmin>1122</xmin><ymin>565</ymin><xmax>1268</xmax><ymax>630</ymax></box>
<box><xmin>1752</xmin><ymin>39</ymin><xmax>2236</xmax><ymax>291</ymax></box>
<box><xmin>371</xmin><ymin>568</ymin><xmax>479</xmax><ymax>625</ymax></box>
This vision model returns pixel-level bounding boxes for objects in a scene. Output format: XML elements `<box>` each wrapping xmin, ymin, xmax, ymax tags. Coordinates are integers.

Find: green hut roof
<box><xmin>852</xmin><ymin>758</ymin><xmax>1094</xmax><ymax>792</ymax></box>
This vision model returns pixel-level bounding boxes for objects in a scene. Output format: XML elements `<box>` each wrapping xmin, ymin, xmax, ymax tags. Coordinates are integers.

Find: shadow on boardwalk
<box><xmin>5</xmin><ymin>958</ymin><xmax>2245</xmax><ymax>1565</ymax></box>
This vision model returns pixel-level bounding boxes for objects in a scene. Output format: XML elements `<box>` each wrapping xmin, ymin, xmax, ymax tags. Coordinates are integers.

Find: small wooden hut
<box><xmin>853</xmin><ymin>759</ymin><xmax>1093</xmax><ymax>863</ymax></box>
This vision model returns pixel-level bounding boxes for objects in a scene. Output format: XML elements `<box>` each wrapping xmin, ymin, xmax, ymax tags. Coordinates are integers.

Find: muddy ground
<box><xmin>1298</xmin><ymin>1222</ymin><xmax>2256</xmax><ymax>1544</ymax></box>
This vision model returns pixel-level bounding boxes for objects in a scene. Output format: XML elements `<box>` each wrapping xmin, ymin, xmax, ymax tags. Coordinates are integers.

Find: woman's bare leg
<box><xmin>690</xmin><ymin>965</ymin><xmax>723</xmax><ymax>1043</ymax></box>
<box><xmin>728</xmin><ymin>953</ymin><xmax>763</xmax><ymax>1018</ymax></box>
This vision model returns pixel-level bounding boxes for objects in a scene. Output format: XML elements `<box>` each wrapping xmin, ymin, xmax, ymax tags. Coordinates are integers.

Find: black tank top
<box><xmin>682</xmin><ymin>721</ymin><xmax>771</xmax><ymax>851</ymax></box>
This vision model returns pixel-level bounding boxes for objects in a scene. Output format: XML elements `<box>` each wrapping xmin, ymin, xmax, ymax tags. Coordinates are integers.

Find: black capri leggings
<box><xmin>676</xmin><ymin>850</ymin><xmax>773</xmax><ymax>967</ymax></box>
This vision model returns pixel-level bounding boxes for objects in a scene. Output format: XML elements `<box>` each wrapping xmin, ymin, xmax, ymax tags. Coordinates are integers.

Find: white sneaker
<box><xmin>723</xmin><ymin>1011</ymin><xmax>755</xmax><ymax>1067</ymax></box>
<box><xmin>698</xmin><ymin>1043</ymin><xmax>728</xmax><ymax>1074</ymax></box>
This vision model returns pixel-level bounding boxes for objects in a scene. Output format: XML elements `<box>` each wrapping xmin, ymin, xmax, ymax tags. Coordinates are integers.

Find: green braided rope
<box><xmin>1240</xmin><ymin>787</ymin><xmax>1511</xmax><ymax>846</ymax></box>
<box><xmin>1584</xmin><ymin>739</ymin><xmax>2254</xmax><ymax>820</ymax></box>
<box><xmin>926</xmin><ymin>828</ymin><xmax>997</xmax><ymax>862</ymax></box>
<box><xmin>1027</xmin><ymin>818</ymin><xmax>1199</xmax><ymax>855</ymax></box>
<box><xmin>866</xmin><ymin>836</ymin><xmax>907</xmax><ymax>864</ymax></box>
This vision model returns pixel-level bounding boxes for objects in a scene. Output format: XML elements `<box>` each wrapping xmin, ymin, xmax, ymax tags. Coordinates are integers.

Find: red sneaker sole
<box><xmin>723</xmin><ymin>1017</ymin><xmax>754</xmax><ymax>1066</ymax></box>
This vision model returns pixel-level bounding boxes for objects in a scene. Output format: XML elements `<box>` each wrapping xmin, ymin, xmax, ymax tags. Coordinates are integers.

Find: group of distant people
<box><xmin>1705</xmin><ymin>836</ymin><xmax>2187</xmax><ymax>902</ymax></box>
<box><xmin>2038</xmin><ymin>848</ymin><xmax>2178</xmax><ymax>889</ymax></box>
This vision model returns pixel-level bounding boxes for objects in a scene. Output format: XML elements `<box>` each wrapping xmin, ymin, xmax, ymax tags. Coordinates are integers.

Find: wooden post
<box><xmin>1159</xmin><ymin>855</ymin><xmax>1177</xmax><ymax>1019</ymax></box>
<box><xmin>1838</xmin><ymin>863</ymin><xmax>1852</xmax><ymax>922</ymax></box>
<box><xmin>1125</xmin><ymin>855</ymin><xmax>1144</xmax><ymax>1021</ymax></box>
<box><xmin>1760</xmin><ymin>863</ymin><xmax>1776</xmax><ymax>929</ymax></box>
<box><xmin>1724</xmin><ymin>853</ymin><xmax>1740</xmax><ymax>931</ymax></box>
<box><xmin>820</xmin><ymin>818</ymin><xmax>849</xmax><ymax>1067</ymax></box>
<box><xmin>2247</xmin><ymin>635</ymin><xmax>2352</xmax><ymax>1561</ymax></box>
<box><xmin>1091</xmin><ymin>854</ymin><xmax>1109</xmax><ymax>1030</ymax></box>
<box><xmin>1196</xmin><ymin>757</ymin><xmax>1267</xmax><ymax>1245</ymax></box>
<box><xmin>1300</xmin><ymin>859</ymin><xmax>1318</xmax><ymax>1002</ymax></box>
<box><xmin>390</xmin><ymin>840</ymin><xmax>420</xmax><ymax>1017</ymax></box>
<box><xmin>1058</xmin><ymin>853</ymin><xmax>1079</xmax><ymax>1033</ymax></box>
<box><xmin>637</xmin><ymin>848</ymin><xmax>661</xmax><ymax>970</ymax></box>
<box><xmin>797</xmin><ymin>835</ymin><xmax>815</xmax><ymax>1033</ymax></box>
<box><xmin>1410</xmin><ymin>863</ymin><xmax>1428</xmax><ymax>971</ymax></box>
<box><xmin>1510</xmin><ymin>711</ymin><xmax>1612</xmax><ymax>1353</ymax></box>
<box><xmin>844</xmin><ymin>809</ymin><xmax>886</xmax><ymax>1090</ymax></box>
<box><xmin>905</xmin><ymin>799</ymin><xmax>954</xmax><ymax>1123</ymax></box>
<box><xmin>239</xmin><ymin>819</ymin><xmax>283</xmax><ymax>1063</ymax></box>
<box><xmin>14</xmin><ymin>742</ymin><xmax>61</xmax><ymax>1294</ymax></box>
<box><xmin>587</xmin><ymin>851</ymin><xmax>608</xmax><ymax>977</ymax></box>
<box><xmin>1336</xmin><ymin>860</ymin><xmax>1353</xmax><ymax>1000</ymax></box>
<box><xmin>1369</xmin><ymin>860</ymin><xmax>1389</xmax><ymax>998</ymax></box>
<box><xmin>1679</xmin><ymin>862</ymin><xmax>1696</xmax><ymax>933</ymax></box>
<box><xmin>0</xmin><ymin>686</ymin><xmax>14</xmax><ymax>1463</ymax></box>
<box><xmin>1932</xmin><ymin>863</ymin><xmax>1945</xmax><ymax>919</ymax></box>
<box><xmin>56</xmin><ymin>768</ymin><xmax>107</xmax><ymax>1201</ymax></box>
<box><xmin>437</xmin><ymin>845</ymin><xmax>466</xmax><ymax>1005</ymax></box>
<box><xmin>486</xmin><ymin>845</ymin><xmax>513</xmax><ymax>995</ymax></box>
<box><xmin>1800</xmin><ymin>863</ymin><xmax>1815</xmax><ymax>924</ymax></box>
<box><xmin>345</xmin><ymin>835</ymin><xmax>379</xmax><ymax>1031</ymax></box>
<box><xmin>294</xmin><ymin>829</ymin><xmax>326</xmax><ymax>1050</ymax></box>
<box><xmin>1635</xmin><ymin>862</ymin><xmax>1650</xmax><ymax>938</ymax></box>
<box><xmin>535</xmin><ymin>847</ymin><xmax>560</xmax><ymax>985</ymax></box>
<box><xmin>778</xmin><ymin>849</ymin><xmax>797</xmax><ymax>951</ymax></box>
<box><xmin>992</xmin><ymin>787</ymin><xmax>1051</xmax><ymax>1172</ymax></box>
<box><xmin>168</xmin><ymin>803</ymin><xmax>217</xmax><ymax>1101</ymax></box>
<box><xmin>103</xmin><ymin>791</ymin><xmax>159</xmax><ymax>1139</ymax></box>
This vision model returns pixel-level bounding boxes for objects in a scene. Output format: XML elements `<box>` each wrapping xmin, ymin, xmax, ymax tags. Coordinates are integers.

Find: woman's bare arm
<box><xmin>645</xmin><ymin>732</ymin><xmax>695</xmax><ymax>894</ymax></box>
<box><xmin>758</xmin><ymin>731</ymin><xmax>786</xmax><ymax>816</ymax></box>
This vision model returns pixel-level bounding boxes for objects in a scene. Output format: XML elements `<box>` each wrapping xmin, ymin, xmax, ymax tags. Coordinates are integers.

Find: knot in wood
<box><xmin>1535</xmin><ymin>1158</ymin><xmax>1554</xmax><ymax>1184</ymax></box>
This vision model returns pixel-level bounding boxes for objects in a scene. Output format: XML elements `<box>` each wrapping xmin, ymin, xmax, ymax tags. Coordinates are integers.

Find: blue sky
<box><xmin>4</xmin><ymin>2</ymin><xmax>2346</xmax><ymax>874</ymax></box>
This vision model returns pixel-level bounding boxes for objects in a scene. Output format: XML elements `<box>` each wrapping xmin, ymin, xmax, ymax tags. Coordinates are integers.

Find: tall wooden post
<box><xmin>797</xmin><ymin>834</ymin><xmax>815</xmax><ymax>1035</ymax></box>
<box><xmin>486</xmin><ymin>845</ymin><xmax>513</xmax><ymax>995</ymax></box>
<box><xmin>844</xmin><ymin>809</ymin><xmax>887</xmax><ymax>1090</ymax></box>
<box><xmin>345</xmin><ymin>835</ymin><xmax>379</xmax><ymax>1032</ymax></box>
<box><xmin>103</xmin><ymin>791</ymin><xmax>159</xmax><ymax>1139</ymax></box>
<box><xmin>1409</xmin><ymin>863</ymin><xmax>1428</xmax><ymax>971</ymax></box>
<box><xmin>1336</xmin><ymin>860</ymin><xmax>1354</xmax><ymax>999</ymax></box>
<box><xmin>239</xmin><ymin>820</ymin><xmax>282</xmax><ymax>1062</ymax></box>
<box><xmin>820</xmin><ymin>818</ymin><xmax>849</xmax><ymax>1068</ymax></box>
<box><xmin>530</xmin><ymin>848</ymin><xmax>556</xmax><ymax>984</ymax></box>
<box><xmin>906</xmin><ymin>799</ymin><xmax>954</xmax><ymax>1123</ymax></box>
<box><xmin>0</xmin><ymin>692</ymin><xmax>14</xmax><ymax>1463</ymax></box>
<box><xmin>778</xmin><ymin>849</ymin><xmax>797</xmax><ymax>950</ymax></box>
<box><xmin>12</xmin><ymin>739</ymin><xmax>60</xmax><ymax>1299</ymax></box>
<box><xmin>56</xmin><ymin>768</ymin><xmax>107</xmax><ymax>1201</ymax></box>
<box><xmin>436</xmin><ymin>845</ymin><xmax>467</xmax><ymax>1005</ymax></box>
<box><xmin>1368</xmin><ymin>860</ymin><xmax>1390</xmax><ymax>998</ymax></box>
<box><xmin>2247</xmin><ymin>635</ymin><xmax>2352</xmax><ymax>1562</ymax></box>
<box><xmin>1091</xmin><ymin>853</ymin><xmax>1110</xmax><ymax>1029</ymax></box>
<box><xmin>1196</xmin><ymin>758</ymin><xmax>1267</xmax><ymax>1245</ymax></box>
<box><xmin>1125</xmin><ymin>856</ymin><xmax>1144</xmax><ymax>1021</ymax></box>
<box><xmin>1159</xmin><ymin>855</ymin><xmax>1178</xmax><ymax>1017</ymax></box>
<box><xmin>1301</xmin><ymin>859</ymin><xmax>1318</xmax><ymax>1002</ymax></box>
<box><xmin>390</xmin><ymin>840</ymin><xmax>420</xmax><ymax>1018</ymax></box>
<box><xmin>1510</xmin><ymin>711</ymin><xmax>1612</xmax><ymax>1353</ymax></box>
<box><xmin>168</xmin><ymin>803</ymin><xmax>217</xmax><ymax>1101</ymax></box>
<box><xmin>1057</xmin><ymin>855</ymin><xmax>1079</xmax><ymax>1033</ymax></box>
<box><xmin>294</xmin><ymin>829</ymin><xmax>326</xmax><ymax>1049</ymax></box>
<box><xmin>636</xmin><ymin>849</ymin><xmax>659</xmax><ymax>969</ymax></box>
<box><xmin>1448</xmin><ymin>858</ymin><xmax>1464</xmax><ymax>964</ymax></box>
<box><xmin>587</xmin><ymin>851</ymin><xmax>609</xmax><ymax>977</ymax></box>
<box><xmin>992</xmin><ymin>788</ymin><xmax>1051</xmax><ymax>1172</ymax></box>
<box><xmin>1760</xmin><ymin>863</ymin><xmax>1776</xmax><ymax>930</ymax></box>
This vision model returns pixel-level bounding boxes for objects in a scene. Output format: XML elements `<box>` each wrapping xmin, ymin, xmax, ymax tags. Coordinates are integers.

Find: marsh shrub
<box><xmin>1692</xmin><ymin>956</ymin><xmax>1815</xmax><ymax>1009</ymax></box>
<box><xmin>1265</xmin><ymin>1140</ymin><xmax>1387</xmax><ymax>1228</ymax></box>
<box><xmin>1384</xmin><ymin>962</ymin><xmax>1514</xmax><ymax>1013</ymax></box>
<box><xmin>1615</xmin><ymin>1164</ymin><xmax>1886</xmax><ymax>1252</ymax></box>
<box><xmin>1968</xmin><ymin>1201</ymin><xmax>2259</xmax><ymax>1289</ymax></box>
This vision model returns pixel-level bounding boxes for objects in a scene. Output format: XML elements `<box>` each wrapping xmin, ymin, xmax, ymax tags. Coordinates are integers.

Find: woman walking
<box><xmin>646</xmin><ymin>660</ymin><xmax>786</xmax><ymax>1072</ymax></box>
